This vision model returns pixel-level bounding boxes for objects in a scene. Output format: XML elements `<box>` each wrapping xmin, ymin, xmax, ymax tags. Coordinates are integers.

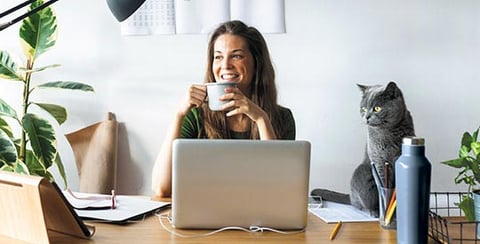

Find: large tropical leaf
<box><xmin>0</xmin><ymin>98</ymin><xmax>18</xmax><ymax>119</ymax></box>
<box><xmin>0</xmin><ymin>117</ymin><xmax>14</xmax><ymax>138</ymax></box>
<box><xmin>25</xmin><ymin>149</ymin><xmax>46</xmax><ymax>174</ymax></box>
<box><xmin>0</xmin><ymin>51</ymin><xmax>23</xmax><ymax>80</ymax></box>
<box><xmin>22</xmin><ymin>113</ymin><xmax>57</xmax><ymax>169</ymax></box>
<box><xmin>20</xmin><ymin>0</ymin><xmax>58</xmax><ymax>61</ymax></box>
<box><xmin>37</xmin><ymin>81</ymin><xmax>94</xmax><ymax>92</ymax></box>
<box><xmin>33</xmin><ymin>102</ymin><xmax>67</xmax><ymax>125</ymax></box>
<box><xmin>54</xmin><ymin>153</ymin><xmax>67</xmax><ymax>187</ymax></box>
<box><xmin>0</xmin><ymin>129</ymin><xmax>17</xmax><ymax>165</ymax></box>
<box><xmin>14</xmin><ymin>160</ymin><xmax>30</xmax><ymax>175</ymax></box>
<box><xmin>21</xmin><ymin>64</ymin><xmax>60</xmax><ymax>73</ymax></box>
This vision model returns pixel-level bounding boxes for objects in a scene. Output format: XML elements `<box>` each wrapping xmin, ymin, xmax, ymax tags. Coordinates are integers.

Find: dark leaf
<box><xmin>22</xmin><ymin>114</ymin><xmax>57</xmax><ymax>170</ymax></box>
<box><xmin>37</xmin><ymin>81</ymin><xmax>94</xmax><ymax>92</ymax></box>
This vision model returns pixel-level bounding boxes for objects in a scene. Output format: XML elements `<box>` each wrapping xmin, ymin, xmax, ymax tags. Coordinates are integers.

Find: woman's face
<box><xmin>212</xmin><ymin>34</ymin><xmax>255</xmax><ymax>94</ymax></box>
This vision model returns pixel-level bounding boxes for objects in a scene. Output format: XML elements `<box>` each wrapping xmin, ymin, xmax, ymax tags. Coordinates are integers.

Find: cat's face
<box><xmin>358</xmin><ymin>82</ymin><xmax>406</xmax><ymax>128</ymax></box>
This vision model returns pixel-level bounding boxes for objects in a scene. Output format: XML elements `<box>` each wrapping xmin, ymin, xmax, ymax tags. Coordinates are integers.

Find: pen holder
<box><xmin>378</xmin><ymin>186</ymin><xmax>396</xmax><ymax>230</ymax></box>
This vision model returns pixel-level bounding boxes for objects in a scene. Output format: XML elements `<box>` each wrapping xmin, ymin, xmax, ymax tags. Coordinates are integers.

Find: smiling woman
<box><xmin>151</xmin><ymin>20</ymin><xmax>296</xmax><ymax>198</ymax></box>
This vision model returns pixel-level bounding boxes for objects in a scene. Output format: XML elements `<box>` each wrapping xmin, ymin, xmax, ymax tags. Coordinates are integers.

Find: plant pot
<box><xmin>473</xmin><ymin>190</ymin><xmax>480</xmax><ymax>239</ymax></box>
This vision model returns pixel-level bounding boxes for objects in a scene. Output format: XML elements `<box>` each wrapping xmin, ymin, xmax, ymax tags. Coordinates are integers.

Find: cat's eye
<box><xmin>374</xmin><ymin>106</ymin><xmax>382</xmax><ymax>113</ymax></box>
<box><xmin>361</xmin><ymin>107</ymin><xmax>367</xmax><ymax>113</ymax></box>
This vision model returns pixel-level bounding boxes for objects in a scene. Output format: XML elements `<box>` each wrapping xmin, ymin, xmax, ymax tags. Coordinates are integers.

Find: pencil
<box><xmin>385</xmin><ymin>189</ymin><xmax>396</xmax><ymax>215</ymax></box>
<box><xmin>329</xmin><ymin>221</ymin><xmax>342</xmax><ymax>240</ymax></box>
<box><xmin>385</xmin><ymin>200</ymin><xmax>396</xmax><ymax>225</ymax></box>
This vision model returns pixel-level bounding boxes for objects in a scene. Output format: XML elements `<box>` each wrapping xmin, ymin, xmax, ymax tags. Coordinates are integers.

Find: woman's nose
<box><xmin>221</xmin><ymin>57</ymin><xmax>232</xmax><ymax>68</ymax></box>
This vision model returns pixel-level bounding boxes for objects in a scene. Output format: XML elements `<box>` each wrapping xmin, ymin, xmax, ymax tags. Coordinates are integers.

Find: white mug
<box><xmin>206</xmin><ymin>82</ymin><xmax>238</xmax><ymax>111</ymax></box>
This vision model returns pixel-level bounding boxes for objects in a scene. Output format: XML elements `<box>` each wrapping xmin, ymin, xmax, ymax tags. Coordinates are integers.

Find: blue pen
<box><xmin>371</xmin><ymin>162</ymin><xmax>384</xmax><ymax>189</ymax></box>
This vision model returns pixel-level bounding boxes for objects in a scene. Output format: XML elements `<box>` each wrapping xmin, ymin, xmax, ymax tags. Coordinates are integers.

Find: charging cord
<box><xmin>155</xmin><ymin>213</ymin><xmax>305</xmax><ymax>238</ymax></box>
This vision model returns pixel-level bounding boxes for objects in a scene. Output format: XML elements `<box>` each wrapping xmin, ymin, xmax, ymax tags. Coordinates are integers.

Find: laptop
<box><xmin>171</xmin><ymin>139</ymin><xmax>311</xmax><ymax>230</ymax></box>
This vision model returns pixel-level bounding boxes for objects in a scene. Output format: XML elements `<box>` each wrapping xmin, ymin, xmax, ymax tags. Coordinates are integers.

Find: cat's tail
<box><xmin>310</xmin><ymin>188</ymin><xmax>351</xmax><ymax>204</ymax></box>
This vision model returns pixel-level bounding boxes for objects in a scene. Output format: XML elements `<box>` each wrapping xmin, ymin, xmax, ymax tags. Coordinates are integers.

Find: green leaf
<box><xmin>462</xmin><ymin>132</ymin><xmax>473</xmax><ymax>152</ymax></box>
<box><xmin>459</xmin><ymin>196</ymin><xmax>475</xmax><ymax>221</ymax></box>
<box><xmin>20</xmin><ymin>64</ymin><xmax>60</xmax><ymax>73</ymax></box>
<box><xmin>442</xmin><ymin>158</ymin><xmax>466</xmax><ymax>168</ymax></box>
<box><xmin>25</xmin><ymin>149</ymin><xmax>46</xmax><ymax>174</ymax></box>
<box><xmin>33</xmin><ymin>103</ymin><xmax>67</xmax><ymax>125</ymax></box>
<box><xmin>460</xmin><ymin>145</ymin><xmax>471</xmax><ymax>158</ymax></box>
<box><xmin>22</xmin><ymin>113</ymin><xmax>57</xmax><ymax>170</ymax></box>
<box><xmin>54</xmin><ymin>153</ymin><xmax>67</xmax><ymax>188</ymax></box>
<box><xmin>14</xmin><ymin>160</ymin><xmax>30</xmax><ymax>175</ymax></box>
<box><xmin>0</xmin><ymin>164</ymin><xmax>14</xmax><ymax>172</ymax></box>
<box><xmin>0</xmin><ymin>98</ymin><xmax>18</xmax><ymax>119</ymax></box>
<box><xmin>0</xmin><ymin>129</ymin><xmax>17</xmax><ymax>165</ymax></box>
<box><xmin>0</xmin><ymin>50</ymin><xmax>23</xmax><ymax>80</ymax></box>
<box><xmin>0</xmin><ymin>117</ymin><xmax>14</xmax><ymax>138</ymax></box>
<box><xmin>473</xmin><ymin>128</ymin><xmax>479</xmax><ymax>142</ymax></box>
<box><xmin>37</xmin><ymin>81</ymin><xmax>94</xmax><ymax>92</ymax></box>
<box><xmin>472</xmin><ymin>142</ymin><xmax>480</xmax><ymax>157</ymax></box>
<box><xmin>20</xmin><ymin>0</ymin><xmax>58</xmax><ymax>61</ymax></box>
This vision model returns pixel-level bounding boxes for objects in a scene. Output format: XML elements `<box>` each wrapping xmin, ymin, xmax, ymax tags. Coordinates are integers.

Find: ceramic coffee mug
<box><xmin>206</xmin><ymin>82</ymin><xmax>238</xmax><ymax>111</ymax></box>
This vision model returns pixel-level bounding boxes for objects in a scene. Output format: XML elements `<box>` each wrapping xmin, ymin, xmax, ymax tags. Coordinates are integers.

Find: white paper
<box><xmin>63</xmin><ymin>191</ymin><xmax>112</xmax><ymax>209</ymax></box>
<box><xmin>175</xmin><ymin>0</ymin><xmax>230</xmax><ymax>34</ymax></box>
<box><xmin>231</xmin><ymin>0</ymin><xmax>286</xmax><ymax>33</ymax></box>
<box><xmin>121</xmin><ymin>0</ymin><xmax>285</xmax><ymax>35</ymax></box>
<box><xmin>309</xmin><ymin>201</ymin><xmax>378</xmax><ymax>223</ymax></box>
<box><xmin>121</xmin><ymin>0</ymin><xmax>176</xmax><ymax>35</ymax></box>
<box><xmin>63</xmin><ymin>191</ymin><xmax>170</xmax><ymax>222</ymax></box>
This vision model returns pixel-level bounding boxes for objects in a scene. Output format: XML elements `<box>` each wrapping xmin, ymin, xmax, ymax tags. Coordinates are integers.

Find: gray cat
<box><xmin>311</xmin><ymin>81</ymin><xmax>415</xmax><ymax>216</ymax></box>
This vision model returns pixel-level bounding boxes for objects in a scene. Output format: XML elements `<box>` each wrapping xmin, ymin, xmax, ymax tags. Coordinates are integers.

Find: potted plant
<box><xmin>0</xmin><ymin>0</ymin><xmax>93</xmax><ymax>186</ymax></box>
<box><xmin>441</xmin><ymin>127</ymin><xmax>480</xmax><ymax>221</ymax></box>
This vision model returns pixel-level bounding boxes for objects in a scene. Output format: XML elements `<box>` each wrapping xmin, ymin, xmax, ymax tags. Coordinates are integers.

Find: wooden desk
<box><xmin>51</xmin><ymin>213</ymin><xmax>397</xmax><ymax>244</ymax></box>
<box><xmin>1</xmin><ymin>196</ymin><xmax>436</xmax><ymax>243</ymax></box>
<box><xmin>1</xmin><ymin>211</ymin><xmax>398</xmax><ymax>243</ymax></box>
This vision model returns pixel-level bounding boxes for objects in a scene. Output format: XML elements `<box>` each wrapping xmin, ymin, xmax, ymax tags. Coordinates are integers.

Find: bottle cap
<box><xmin>403</xmin><ymin>137</ymin><xmax>425</xmax><ymax>145</ymax></box>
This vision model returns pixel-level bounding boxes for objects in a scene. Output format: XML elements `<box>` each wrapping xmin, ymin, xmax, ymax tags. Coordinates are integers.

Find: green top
<box><xmin>180</xmin><ymin>107</ymin><xmax>296</xmax><ymax>140</ymax></box>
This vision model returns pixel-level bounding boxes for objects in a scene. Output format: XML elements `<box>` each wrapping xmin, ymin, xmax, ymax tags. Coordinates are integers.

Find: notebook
<box><xmin>171</xmin><ymin>139</ymin><xmax>311</xmax><ymax>230</ymax></box>
<box><xmin>0</xmin><ymin>171</ymin><xmax>94</xmax><ymax>243</ymax></box>
<box><xmin>64</xmin><ymin>191</ymin><xmax>170</xmax><ymax>223</ymax></box>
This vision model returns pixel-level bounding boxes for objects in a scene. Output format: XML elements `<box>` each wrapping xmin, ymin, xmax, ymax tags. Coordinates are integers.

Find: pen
<box><xmin>329</xmin><ymin>221</ymin><xmax>342</xmax><ymax>240</ymax></box>
<box><xmin>384</xmin><ymin>162</ymin><xmax>389</xmax><ymax>188</ymax></box>
<box><xmin>371</xmin><ymin>162</ymin><xmax>383</xmax><ymax>188</ymax></box>
<box><xmin>111</xmin><ymin>189</ymin><xmax>116</xmax><ymax>209</ymax></box>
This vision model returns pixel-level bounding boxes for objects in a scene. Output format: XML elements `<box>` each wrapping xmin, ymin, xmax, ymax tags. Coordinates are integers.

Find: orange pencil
<box><xmin>385</xmin><ymin>189</ymin><xmax>396</xmax><ymax>214</ymax></box>
<box><xmin>329</xmin><ymin>221</ymin><xmax>342</xmax><ymax>240</ymax></box>
<box><xmin>385</xmin><ymin>200</ymin><xmax>396</xmax><ymax>225</ymax></box>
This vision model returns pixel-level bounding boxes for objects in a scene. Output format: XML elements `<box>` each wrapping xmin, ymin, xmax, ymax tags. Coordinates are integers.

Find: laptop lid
<box><xmin>171</xmin><ymin>139</ymin><xmax>311</xmax><ymax>230</ymax></box>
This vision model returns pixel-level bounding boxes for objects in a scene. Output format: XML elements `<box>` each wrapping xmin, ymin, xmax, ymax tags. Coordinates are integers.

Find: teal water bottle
<box><xmin>395</xmin><ymin>137</ymin><xmax>431</xmax><ymax>244</ymax></box>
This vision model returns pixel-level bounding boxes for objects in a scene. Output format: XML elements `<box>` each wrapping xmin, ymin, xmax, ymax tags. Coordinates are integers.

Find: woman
<box><xmin>152</xmin><ymin>20</ymin><xmax>295</xmax><ymax>197</ymax></box>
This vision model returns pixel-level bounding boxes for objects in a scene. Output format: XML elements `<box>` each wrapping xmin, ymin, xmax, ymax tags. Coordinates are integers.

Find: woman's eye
<box><xmin>214</xmin><ymin>55</ymin><xmax>223</xmax><ymax>60</ymax></box>
<box><xmin>232</xmin><ymin>54</ymin><xmax>242</xmax><ymax>59</ymax></box>
<box><xmin>374</xmin><ymin>106</ymin><xmax>382</xmax><ymax>112</ymax></box>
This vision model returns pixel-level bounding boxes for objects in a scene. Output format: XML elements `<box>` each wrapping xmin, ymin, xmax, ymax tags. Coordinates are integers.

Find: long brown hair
<box><xmin>202</xmin><ymin>20</ymin><xmax>285</xmax><ymax>139</ymax></box>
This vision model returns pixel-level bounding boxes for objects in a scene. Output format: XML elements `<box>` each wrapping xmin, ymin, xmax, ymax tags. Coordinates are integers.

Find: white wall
<box><xmin>1</xmin><ymin>0</ymin><xmax>479</xmax><ymax>195</ymax></box>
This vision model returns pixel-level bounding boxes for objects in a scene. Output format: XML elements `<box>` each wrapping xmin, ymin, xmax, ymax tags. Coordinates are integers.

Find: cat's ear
<box><xmin>357</xmin><ymin>84</ymin><xmax>368</xmax><ymax>94</ymax></box>
<box><xmin>384</xmin><ymin>81</ymin><xmax>401</xmax><ymax>98</ymax></box>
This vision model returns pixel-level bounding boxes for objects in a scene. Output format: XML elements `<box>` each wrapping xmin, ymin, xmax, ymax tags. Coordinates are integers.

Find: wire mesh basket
<box><xmin>429</xmin><ymin>192</ymin><xmax>480</xmax><ymax>243</ymax></box>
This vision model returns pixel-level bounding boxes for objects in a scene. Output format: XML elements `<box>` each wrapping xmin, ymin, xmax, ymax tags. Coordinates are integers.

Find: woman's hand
<box><xmin>178</xmin><ymin>84</ymin><xmax>207</xmax><ymax>116</ymax></box>
<box><xmin>220</xmin><ymin>87</ymin><xmax>276</xmax><ymax>139</ymax></box>
<box><xmin>220</xmin><ymin>87</ymin><xmax>267</xmax><ymax>122</ymax></box>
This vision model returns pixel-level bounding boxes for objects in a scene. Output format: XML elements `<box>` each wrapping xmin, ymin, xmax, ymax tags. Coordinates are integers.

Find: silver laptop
<box><xmin>171</xmin><ymin>139</ymin><xmax>311</xmax><ymax>230</ymax></box>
